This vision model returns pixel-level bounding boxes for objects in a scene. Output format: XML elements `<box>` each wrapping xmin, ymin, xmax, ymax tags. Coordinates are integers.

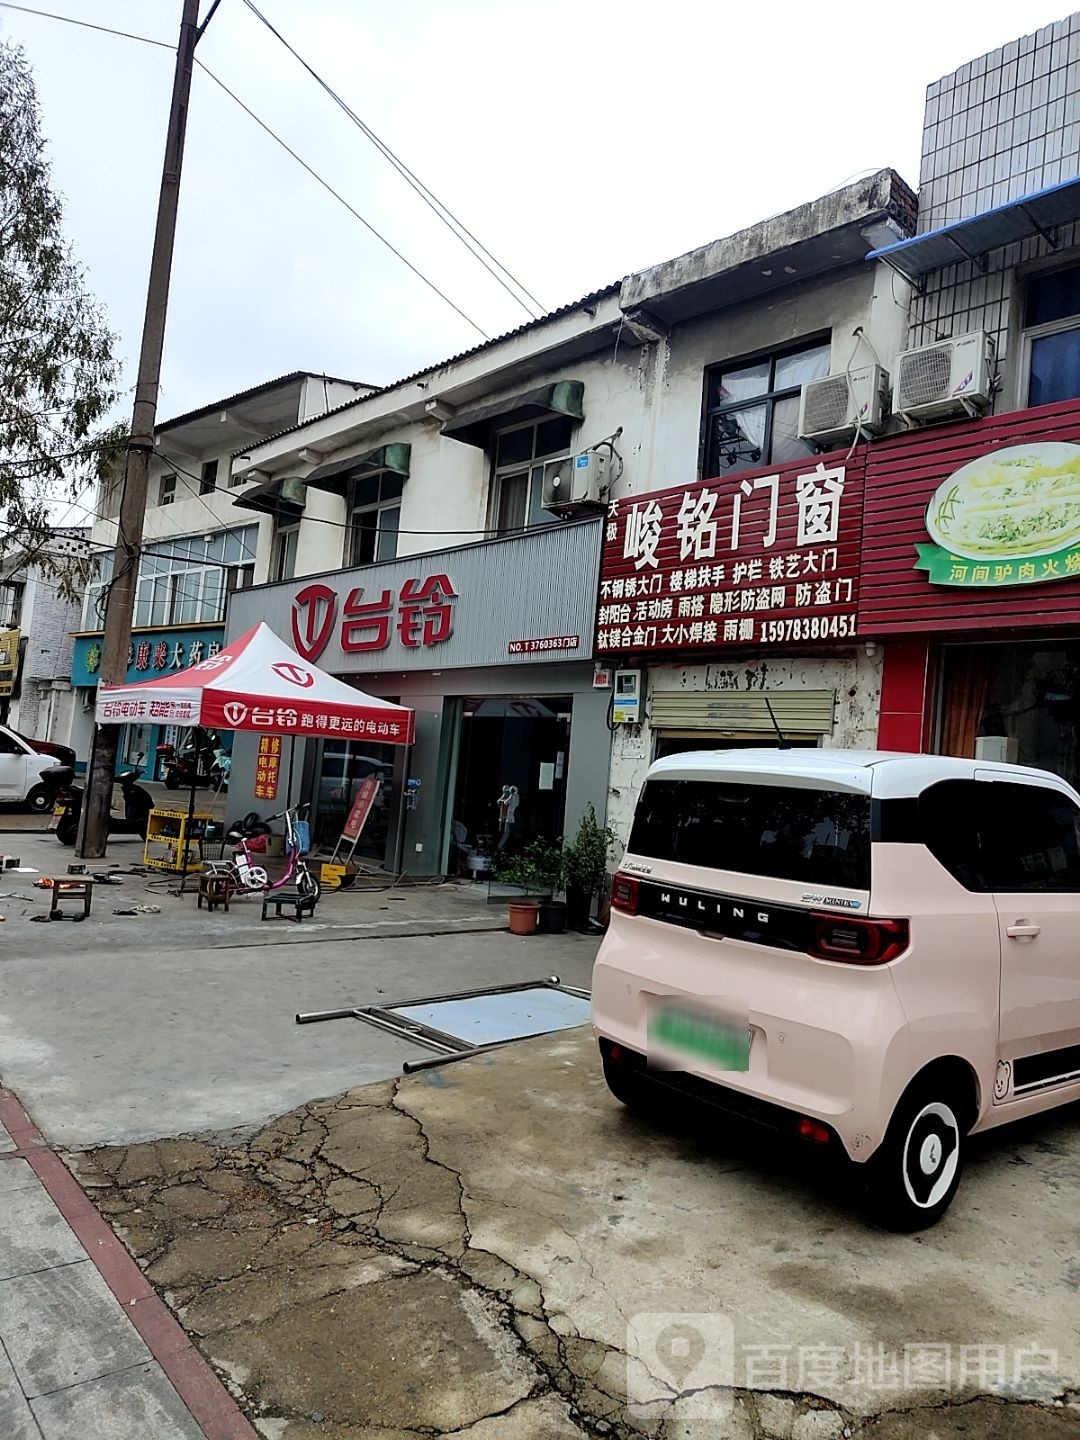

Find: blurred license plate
<box><xmin>648</xmin><ymin>1002</ymin><xmax>750</xmax><ymax>1071</ymax></box>
<box><xmin>52</xmin><ymin>804</ymin><xmax>65</xmax><ymax>816</ymax></box>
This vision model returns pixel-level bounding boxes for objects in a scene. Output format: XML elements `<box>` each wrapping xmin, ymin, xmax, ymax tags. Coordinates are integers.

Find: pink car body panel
<box><xmin>591</xmin><ymin>748</ymin><xmax>1080</xmax><ymax>1163</ymax></box>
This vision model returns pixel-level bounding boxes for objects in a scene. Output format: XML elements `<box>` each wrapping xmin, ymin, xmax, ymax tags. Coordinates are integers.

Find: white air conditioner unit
<box><xmin>797</xmin><ymin>365</ymin><xmax>888</xmax><ymax>445</ymax></box>
<box><xmin>542</xmin><ymin>450</ymin><xmax>609</xmax><ymax>513</ymax></box>
<box><xmin>895</xmin><ymin>331</ymin><xmax>992</xmax><ymax>422</ymax></box>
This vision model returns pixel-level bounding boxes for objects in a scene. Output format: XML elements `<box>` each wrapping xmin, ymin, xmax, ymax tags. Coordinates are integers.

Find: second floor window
<box><xmin>347</xmin><ymin>472</ymin><xmax>402</xmax><ymax>567</ymax></box>
<box><xmin>160</xmin><ymin>472</ymin><xmax>176</xmax><ymax>506</ymax></box>
<box><xmin>273</xmin><ymin>523</ymin><xmax>298</xmax><ymax>583</ymax></box>
<box><xmin>491</xmin><ymin>416</ymin><xmax>574</xmax><ymax>536</ymax></box>
<box><xmin>83</xmin><ymin>525</ymin><xmax>258</xmax><ymax>629</ymax></box>
<box><xmin>200</xmin><ymin>460</ymin><xmax>219</xmax><ymax>496</ymax></box>
<box><xmin>703</xmin><ymin>339</ymin><xmax>830</xmax><ymax>477</ymax></box>
<box><xmin>1025</xmin><ymin>264</ymin><xmax>1080</xmax><ymax>407</ymax></box>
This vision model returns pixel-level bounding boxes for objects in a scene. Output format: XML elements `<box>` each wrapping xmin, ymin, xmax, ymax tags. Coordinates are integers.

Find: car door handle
<box><xmin>1006</xmin><ymin>922</ymin><xmax>1041</xmax><ymax>939</ymax></box>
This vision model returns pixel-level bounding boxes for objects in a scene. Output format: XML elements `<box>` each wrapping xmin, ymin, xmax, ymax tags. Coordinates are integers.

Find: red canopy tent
<box><xmin>95</xmin><ymin>621</ymin><xmax>415</xmax><ymax>744</ymax></box>
<box><xmin>94</xmin><ymin>623</ymin><xmax>414</xmax><ymax>884</ymax></box>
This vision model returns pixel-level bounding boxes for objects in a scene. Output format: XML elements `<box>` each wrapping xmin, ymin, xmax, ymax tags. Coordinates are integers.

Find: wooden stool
<box><xmin>261</xmin><ymin>889</ymin><xmax>309</xmax><ymax>923</ymax></box>
<box><xmin>197</xmin><ymin>871</ymin><xmax>232</xmax><ymax>912</ymax></box>
<box><xmin>49</xmin><ymin>878</ymin><xmax>92</xmax><ymax>921</ymax></box>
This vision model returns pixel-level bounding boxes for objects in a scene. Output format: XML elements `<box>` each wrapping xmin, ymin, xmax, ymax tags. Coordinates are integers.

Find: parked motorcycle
<box><xmin>48</xmin><ymin>759</ymin><xmax>154</xmax><ymax>847</ymax></box>
<box><xmin>157</xmin><ymin>730</ymin><xmax>229</xmax><ymax>791</ymax></box>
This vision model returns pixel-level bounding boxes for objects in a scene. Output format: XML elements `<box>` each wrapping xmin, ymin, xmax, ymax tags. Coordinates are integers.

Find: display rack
<box><xmin>143</xmin><ymin>807</ymin><xmax>213</xmax><ymax>873</ymax></box>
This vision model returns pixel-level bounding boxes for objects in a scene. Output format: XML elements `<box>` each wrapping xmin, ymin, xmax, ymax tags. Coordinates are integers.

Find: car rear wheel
<box><xmin>26</xmin><ymin>785</ymin><xmax>52</xmax><ymax>814</ymax></box>
<box><xmin>864</xmin><ymin>1085</ymin><xmax>966</xmax><ymax>1232</ymax></box>
<box><xmin>602</xmin><ymin>1052</ymin><xmax>650</xmax><ymax>1110</ymax></box>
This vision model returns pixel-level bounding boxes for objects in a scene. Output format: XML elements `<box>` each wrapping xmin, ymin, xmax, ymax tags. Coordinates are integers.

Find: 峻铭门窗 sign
<box><xmin>596</xmin><ymin>455</ymin><xmax>864</xmax><ymax>656</ymax></box>
<box><xmin>917</xmin><ymin>441</ymin><xmax>1080</xmax><ymax>587</ymax></box>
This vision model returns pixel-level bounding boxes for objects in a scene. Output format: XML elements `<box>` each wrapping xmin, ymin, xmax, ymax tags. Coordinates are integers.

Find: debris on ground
<box><xmin>113</xmin><ymin>904</ymin><xmax>161</xmax><ymax>916</ymax></box>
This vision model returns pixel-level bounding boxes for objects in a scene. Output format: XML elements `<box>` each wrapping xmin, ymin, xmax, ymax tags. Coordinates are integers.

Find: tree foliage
<box><xmin>0</xmin><ymin>37</ymin><xmax>121</xmax><ymax>593</ymax></box>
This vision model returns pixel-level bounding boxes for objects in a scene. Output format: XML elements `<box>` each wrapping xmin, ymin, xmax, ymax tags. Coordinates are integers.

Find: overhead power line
<box><xmin>193</xmin><ymin>62</ymin><xmax>491</xmax><ymax>341</ymax></box>
<box><xmin>0</xmin><ymin>1</ymin><xmax>494</xmax><ymax>342</ymax></box>
<box><xmin>239</xmin><ymin>0</ymin><xmax>547</xmax><ymax>320</ymax></box>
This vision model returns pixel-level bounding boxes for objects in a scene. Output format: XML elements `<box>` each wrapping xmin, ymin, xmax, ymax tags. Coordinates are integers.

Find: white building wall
<box><xmin>8</xmin><ymin>569</ymin><xmax>82</xmax><ymax>741</ymax></box>
<box><xmin>606</xmin><ymin>647</ymin><xmax>884</xmax><ymax>846</ymax></box>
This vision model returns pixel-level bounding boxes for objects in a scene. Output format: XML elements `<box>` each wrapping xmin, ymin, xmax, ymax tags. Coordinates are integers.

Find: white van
<box><xmin>592</xmin><ymin>748</ymin><xmax>1080</xmax><ymax>1229</ymax></box>
<box><xmin>0</xmin><ymin>724</ymin><xmax>64</xmax><ymax>811</ymax></box>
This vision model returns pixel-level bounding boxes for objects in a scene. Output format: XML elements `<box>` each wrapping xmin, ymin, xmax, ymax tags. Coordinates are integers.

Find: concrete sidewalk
<box><xmin>0</xmin><ymin>1091</ymin><xmax>253</xmax><ymax>1440</ymax></box>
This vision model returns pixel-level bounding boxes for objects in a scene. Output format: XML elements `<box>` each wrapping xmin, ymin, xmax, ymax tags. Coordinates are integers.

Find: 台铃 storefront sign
<box><xmin>596</xmin><ymin>454</ymin><xmax>864</xmax><ymax>655</ymax></box>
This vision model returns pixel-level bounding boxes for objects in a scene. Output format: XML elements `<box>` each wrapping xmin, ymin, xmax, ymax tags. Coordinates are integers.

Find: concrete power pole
<box><xmin>80</xmin><ymin>0</ymin><xmax>212</xmax><ymax>857</ymax></box>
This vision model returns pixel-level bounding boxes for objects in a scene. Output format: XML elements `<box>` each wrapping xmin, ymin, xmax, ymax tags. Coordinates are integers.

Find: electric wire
<box><xmin>193</xmin><ymin>62</ymin><xmax>491</xmax><ymax>341</ymax></box>
<box><xmin>0</xmin><ymin>1</ymin><xmax>495</xmax><ymax>342</ymax></box>
<box><xmin>239</xmin><ymin>0</ymin><xmax>546</xmax><ymax>319</ymax></box>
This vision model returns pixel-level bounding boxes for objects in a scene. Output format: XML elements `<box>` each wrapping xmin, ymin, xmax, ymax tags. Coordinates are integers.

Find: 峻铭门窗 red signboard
<box><xmin>859</xmin><ymin>397</ymin><xmax>1080</xmax><ymax>635</ymax></box>
<box><xmin>596</xmin><ymin>453</ymin><xmax>864</xmax><ymax>656</ymax></box>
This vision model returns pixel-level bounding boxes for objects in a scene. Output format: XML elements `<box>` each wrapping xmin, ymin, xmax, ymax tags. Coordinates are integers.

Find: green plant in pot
<box><xmin>564</xmin><ymin>804</ymin><xmax>618</xmax><ymax>931</ymax></box>
<box><xmin>497</xmin><ymin>838</ymin><xmax>566</xmax><ymax>935</ymax></box>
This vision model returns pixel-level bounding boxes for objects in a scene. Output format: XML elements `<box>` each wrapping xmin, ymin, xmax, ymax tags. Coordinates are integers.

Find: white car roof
<box><xmin>645</xmin><ymin>747</ymin><xmax>1077</xmax><ymax>800</ymax></box>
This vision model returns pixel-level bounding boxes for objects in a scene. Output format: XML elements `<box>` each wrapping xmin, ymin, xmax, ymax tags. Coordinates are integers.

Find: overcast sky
<box><xmin>2</xmin><ymin>0</ymin><xmax>1076</xmax><ymax>512</ymax></box>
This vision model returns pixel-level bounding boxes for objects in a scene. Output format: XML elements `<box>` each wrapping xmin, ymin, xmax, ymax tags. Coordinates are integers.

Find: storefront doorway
<box><xmin>939</xmin><ymin>640</ymin><xmax>1080</xmax><ymax>788</ymax></box>
<box><xmin>313</xmin><ymin>736</ymin><xmax>400</xmax><ymax>862</ymax></box>
<box><xmin>451</xmin><ymin>696</ymin><xmax>571</xmax><ymax>862</ymax></box>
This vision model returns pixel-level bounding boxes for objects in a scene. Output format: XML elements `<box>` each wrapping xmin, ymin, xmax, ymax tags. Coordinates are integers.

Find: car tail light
<box><xmin>610</xmin><ymin>872</ymin><xmax>640</xmax><ymax>916</ymax></box>
<box><xmin>796</xmin><ymin>1117</ymin><xmax>831</xmax><ymax>1145</ymax></box>
<box><xmin>808</xmin><ymin>913</ymin><xmax>909</xmax><ymax>965</ymax></box>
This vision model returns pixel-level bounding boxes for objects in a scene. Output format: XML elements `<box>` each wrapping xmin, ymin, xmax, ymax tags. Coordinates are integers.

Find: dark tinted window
<box><xmin>628</xmin><ymin>779</ymin><xmax>870</xmax><ymax>887</ymax></box>
<box><xmin>1025</xmin><ymin>264</ymin><xmax>1080</xmax><ymax>326</ymax></box>
<box><xmin>983</xmin><ymin>782</ymin><xmax>1080</xmax><ymax>892</ymax></box>
<box><xmin>918</xmin><ymin>780</ymin><xmax>991</xmax><ymax>890</ymax></box>
<box><xmin>918</xmin><ymin>778</ymin><xmax>1080</xmax><ymax>892</ymax></box>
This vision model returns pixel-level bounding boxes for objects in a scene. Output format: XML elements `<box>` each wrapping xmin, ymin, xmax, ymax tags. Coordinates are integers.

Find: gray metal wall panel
<box><xmin>226</xmin><ymin>519</ymin><xmax>603</xmax><ymax>673</ymax></box>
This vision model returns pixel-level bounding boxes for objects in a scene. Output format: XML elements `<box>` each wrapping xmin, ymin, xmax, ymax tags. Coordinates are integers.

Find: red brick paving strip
<box><xmin>0</xmin><ymin>1089</ymin><xmax>257</xmax><ymax>1440</ymax></box>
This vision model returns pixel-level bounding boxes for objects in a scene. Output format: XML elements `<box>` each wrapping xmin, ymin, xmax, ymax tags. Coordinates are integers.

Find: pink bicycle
<box><xmin>225</xmin><ymin>803</ymin><xmax>321</xmax><ymax>904</ymax></box>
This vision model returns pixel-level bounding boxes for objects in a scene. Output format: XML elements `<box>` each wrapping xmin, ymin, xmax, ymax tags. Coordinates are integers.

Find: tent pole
<box><xmin>287</xmin><ymin>734</ymin><xmax>296</xmax><ymax>807</ymax></box>
<box><xmin>178</xmin><ymin>770</ymin><xmax>198</xmax><ymax>894</ymax></box>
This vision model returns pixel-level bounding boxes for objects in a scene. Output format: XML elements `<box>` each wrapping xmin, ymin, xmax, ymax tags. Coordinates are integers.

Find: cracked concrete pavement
<box><xmin>67</xmin><ymin>1029</ymin><xmax>1080</xmax><ymax>1439</ymax></box>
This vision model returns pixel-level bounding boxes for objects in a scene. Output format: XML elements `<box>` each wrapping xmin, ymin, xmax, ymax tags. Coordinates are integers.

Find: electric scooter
<box><xmin>48</xmin><ymin>756</ymin><xmax>154</xmax><ymax>847</ymax></box>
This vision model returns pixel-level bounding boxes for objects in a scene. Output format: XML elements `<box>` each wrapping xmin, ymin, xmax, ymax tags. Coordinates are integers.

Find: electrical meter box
<box><xmin>612</xmin><ymin>670</ymin><xmax>642</xmax><ymax>724</ymax></box>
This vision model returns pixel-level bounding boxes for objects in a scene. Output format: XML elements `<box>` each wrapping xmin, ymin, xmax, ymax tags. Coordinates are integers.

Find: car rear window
<box><xmin>628</xmin><ymin>778</ymin><xmax>870</xmax><ymax>888</ymax></box>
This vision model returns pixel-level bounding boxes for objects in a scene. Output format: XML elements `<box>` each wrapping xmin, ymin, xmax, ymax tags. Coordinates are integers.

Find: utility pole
<box><xmin>80</xmin><ymin>0</ymin><xmax>215</xmax><ymax>857</ymax></box>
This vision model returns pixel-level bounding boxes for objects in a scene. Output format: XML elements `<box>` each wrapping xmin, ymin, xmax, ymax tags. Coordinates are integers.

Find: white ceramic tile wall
<box><xmin>908</xmin><ymin>14</ymin><xmax>1080</xmax><ymax>393</ymax></box>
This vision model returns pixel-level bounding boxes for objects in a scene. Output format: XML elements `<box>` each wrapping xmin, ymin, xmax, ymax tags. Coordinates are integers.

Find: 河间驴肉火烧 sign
<box><xmin>596</xmin><ymin>455</ymin><xmax>864</xmax><ymax>655</ymax></box>
<box><xmin>917</xmin><ymin>441</ymin><xmax>1080</xmax><ymax>586</ymax></box>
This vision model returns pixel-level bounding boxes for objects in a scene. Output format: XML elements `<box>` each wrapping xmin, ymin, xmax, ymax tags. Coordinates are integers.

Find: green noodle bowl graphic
<box><xmin>925</xmin><ymin>442</ymin><xmax>1080</xmax><ymax>561</ymax></box>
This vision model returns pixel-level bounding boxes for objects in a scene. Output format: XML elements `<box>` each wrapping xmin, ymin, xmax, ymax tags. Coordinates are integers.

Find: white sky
<box><xmin>2</xmin><ymin>0</ymin><xmax>1076</xmax><ymax>505</ymax></box>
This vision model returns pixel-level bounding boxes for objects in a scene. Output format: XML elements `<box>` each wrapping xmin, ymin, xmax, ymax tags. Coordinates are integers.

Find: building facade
<box><xmin>865</xmin><ymin>13</ymin><xmax>1080</xmax><ymax>791</ymax></box>
<box><xmin>0</xmin><ymin>529</ymin><xmax>87</xmax><ymax>747</ymax></box>
<box><xmin>73</xmin><ymin>372</ymin><xmax>371</xmax><ymax>773</ymax></box>
<box><xmin>223</xmin><ymin>169</ymin><xmax>915</xmax><ymax>866</ymax></box>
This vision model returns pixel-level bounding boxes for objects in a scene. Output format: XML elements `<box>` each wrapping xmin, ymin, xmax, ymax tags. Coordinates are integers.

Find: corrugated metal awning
<box><xmin>304</xmin><ymin>442</ymin><xmax>411</xmax><ymax>494</ymax></box>
<box><xmin>867</xmin><ymin>175</ymin><xmax>1080</xmax><ymax>283</ymax></box>
<box><xmin>442</xmin><ymin>380</ymin><xmax>584</xmax><ymax>448</ymax></box>
<box><xmin>232</xmin><ymin>474</ymin><xmax>306</xmax><ymax>518</ymax></box>
<box><xmin>650</xmin><ymin>690</ymin><xmax>836</xmax><ymax>734</ymax></box>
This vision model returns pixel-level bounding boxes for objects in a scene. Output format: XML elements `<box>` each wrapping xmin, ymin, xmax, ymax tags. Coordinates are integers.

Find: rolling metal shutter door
<box><xmin>649</xmin><ymin>690</ymin><xmax>835</xmax><ymax>734</ymax></box>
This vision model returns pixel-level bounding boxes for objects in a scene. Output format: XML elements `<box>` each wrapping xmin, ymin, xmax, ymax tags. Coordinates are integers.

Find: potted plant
<box><xmin>564</xmin><ymin>804</ymin><xmax>618</xmax><ymax>931</ymax></box>
<box><xmin>497</xmin><ymin>838</ymin><xmax>565</xmax><ymax>936</ymax></box>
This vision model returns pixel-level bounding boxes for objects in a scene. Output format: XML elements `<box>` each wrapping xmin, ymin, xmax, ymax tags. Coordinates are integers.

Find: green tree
<box><xmin>0</xmin><ymin>37</ymin><xmax>121</xmax><ymax>594</ymax></box>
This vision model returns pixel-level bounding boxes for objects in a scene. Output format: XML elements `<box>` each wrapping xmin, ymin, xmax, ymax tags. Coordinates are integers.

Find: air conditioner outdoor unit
<box><xmin>542</xmin><ymin>450</ymin><xmax>609</xmax><ymax>513</ymax></box>
<box><xmin>895</xmin><ymin>331</ymin><xmax>992</xmax><ymax>422</ymax></box>
<box><xmin>797</xmin><ymin>365</ymin><xmax>888</xmax><ymax>445</ymax></box>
